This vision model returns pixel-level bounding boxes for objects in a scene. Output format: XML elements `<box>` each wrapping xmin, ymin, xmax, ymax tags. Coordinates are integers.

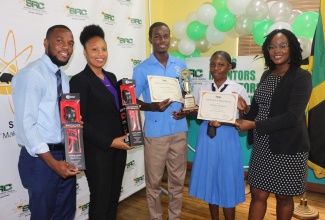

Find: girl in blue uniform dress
<box><xmin>189</xmin><ymin>51</ymin><xmax>250</xmax><ymax>220</ymax></box>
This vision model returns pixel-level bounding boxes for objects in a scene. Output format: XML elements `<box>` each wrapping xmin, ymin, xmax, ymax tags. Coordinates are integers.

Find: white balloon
<box><xmin>178</xmin><ymin>38</ymin><xmax>196</xmax><ymax>56</ymax></box>
<box><xmin>235</xmin><ymin>14</ymin><xmax>254</xmax><ymax>36</ymax></box>
<box><xmin>172</xmin><ymin>21</ymin><xmax>188</xmax><ymax>39</ymax></box>
<box><xmin>206</xmin><ymin>25</ymin><xmax>227</xmax><ymax>45</ymax></box>
<box><xmin>196</xmin><ymin>3</ymin><xmax>216</xmax><ymax>25</ymax></box>
<box><xmin>266</xmin><ymin>1</ymin><xmax>276</xmax><ymax>19</ymax></box>
<box><xmin>186</xmin><ymin>12</ymin><xmax>197</xmax><ymax>23</ymax></box>
<box><xmin>298</xmin><ymin>36</ymin><xmax>312</xmax><ymax>60</ymax></box>
<box><xmin>227</xmin><ymin>0</ymin><xmax>251</xmax><ymax>16</ymax></box>
<box><xmin>268</xmin><ymin>22</ymin><xmax>292</xmax><ymax>33</ymax></box>
<box><xmin>268</xmin><ymin>1</ymin><xmax>276</xmax><ymax>8</ymax></box>
<box><xmin>288</xmin><ymin>10</ymin><xmax>303</xmax><ymax>25</ymax></box>
<box><xmin>269</xmin><ymin>0</ymin><xmax>292</xmax><ymax>22</ymax></box>
<box><xmin>227</xmin><ymin>27</ymin><xmax>240</xmax><ymax>38</ymax></box>
<box><xmin>246</xmin><ymin>0</ymin><xmax>269</xmax><ymax>22</ymax></box>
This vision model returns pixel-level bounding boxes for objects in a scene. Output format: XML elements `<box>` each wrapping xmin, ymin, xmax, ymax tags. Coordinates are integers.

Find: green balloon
<box><xmin>292</xmin><ymin>12</ymin><xmax>319</xmax><ymax>39</ymax></box>
<box><xmin>186</xmin><ymin>21</ymin><xmax>207</xmax><ymax>41</ymax></box>
<box><xmin>186</xmin><ymin>50</ymin><xmax>201</xmax><ymax>58</ymax></box>
<box><xmin>253</xmin><ymin>20</ymin><xmax>274</xmax><ymax>46</ymax></box>
<box><xmin>254</xmin><ymin>20</ymin><xmax>265</xmax><ymax>28</ymax></box>
<box><xmin>212</xmin><ymin>0</ymin><xmax>227</xmax><ymax>10</ymax></box>
<box><xmin>170</xmin><ymin>51</ymin><xmax>186</xmax><ymax>60</ymax></box>
<box><xmin>214</xmin><ymin>9</ymin><xmax>235</xmax><ymax>32</ymax></box>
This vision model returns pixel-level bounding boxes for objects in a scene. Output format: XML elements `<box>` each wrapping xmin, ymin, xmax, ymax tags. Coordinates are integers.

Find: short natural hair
<box><xmin>46</xmin><ymin>25</ymin><xmax>71</xmax><ymax>39</ymax></box>
<box><xmin>149</xmin><ymin>22</ymin><xmax>170</xmax><ymax>38</ymax></box>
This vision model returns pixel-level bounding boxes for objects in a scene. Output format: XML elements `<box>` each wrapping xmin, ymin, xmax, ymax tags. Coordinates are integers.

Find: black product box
<box><xmin>60</xmin><ymin>93</ymin><xmax>86</xmax><ymax>171</ymax></box>
<box><xmin>120</xmin><ymin>104</ymin><xmax>144</xmax><ymax>146</ymax></box>
<box><xmin>117</xmin><ymin>78</ymin><xmax>137</xmax><ymax>106</ymax></box>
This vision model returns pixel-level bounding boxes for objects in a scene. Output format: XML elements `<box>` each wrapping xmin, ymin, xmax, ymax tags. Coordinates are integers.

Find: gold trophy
<box><xmin>180</xmin><ymin>69</ymin><xmax>198</xmax><ymax>111</ymax></box>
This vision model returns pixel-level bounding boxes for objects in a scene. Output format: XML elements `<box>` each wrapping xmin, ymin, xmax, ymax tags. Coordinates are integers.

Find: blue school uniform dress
<box><xmin>189</xmin><ymin>79</ymin><xmax>250</xmax><ymax>208</ymax></box>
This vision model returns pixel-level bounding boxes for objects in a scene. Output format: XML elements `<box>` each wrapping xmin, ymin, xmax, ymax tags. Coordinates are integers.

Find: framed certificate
<box><xmin>147</xmin><ymin>76</ymin><xmax>183</xmax><ymax>102</ymax></box>
<box><xmin>197</xmin><ymin>91</ymin><xmax>238</xmax><ymax>123</ymax></box>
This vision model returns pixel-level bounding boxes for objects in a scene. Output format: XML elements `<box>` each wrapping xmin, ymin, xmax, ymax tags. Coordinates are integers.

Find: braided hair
<box><xmin>262</xmin><ymin>29</ymin><xmax>302</xmax><ymax>71</ymax></box>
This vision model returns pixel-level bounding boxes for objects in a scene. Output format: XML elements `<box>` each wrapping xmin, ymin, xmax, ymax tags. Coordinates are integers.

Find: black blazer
<box><xmin>245</xmin><ymin>67</ymin><xmax>312</xmax><ymax>154</ymax></box>
<box><xmin>69</xmin><ymin>64</ymin><xmax>123</xmax><ymax>152</ymax></box>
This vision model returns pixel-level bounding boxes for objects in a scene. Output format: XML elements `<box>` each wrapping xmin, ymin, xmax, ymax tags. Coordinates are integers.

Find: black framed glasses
<box><xmin>266</xmin><ymin>43</ymin><xmax>289</xmax><ymax>52</ymax></box>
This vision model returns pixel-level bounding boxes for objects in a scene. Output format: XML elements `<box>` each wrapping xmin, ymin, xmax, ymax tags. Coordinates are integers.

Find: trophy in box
<box><xmin>180</xmin><ymin>69</ymin><xmax>198</xmax><ymax>111</ymax></box>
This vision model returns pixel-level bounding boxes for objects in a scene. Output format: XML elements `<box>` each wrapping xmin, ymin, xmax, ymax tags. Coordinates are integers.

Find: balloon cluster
<box><xmin>170</xmin><ymin>0</ymin><xmax>319</xmax><ymax>60</ymax></box>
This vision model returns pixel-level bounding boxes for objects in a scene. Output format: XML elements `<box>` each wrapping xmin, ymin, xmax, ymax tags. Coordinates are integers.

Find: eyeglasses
<box><xmin>266</xmin><ymin>43</ymin><xmax>289</xmax><ymax>52</ymax></box>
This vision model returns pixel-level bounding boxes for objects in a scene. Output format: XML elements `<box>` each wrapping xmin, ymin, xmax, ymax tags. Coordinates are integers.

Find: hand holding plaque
<box><xmin>180</xmin><ymin>69</ymin><xmax>198</xmax><ymax>111</ymax></box>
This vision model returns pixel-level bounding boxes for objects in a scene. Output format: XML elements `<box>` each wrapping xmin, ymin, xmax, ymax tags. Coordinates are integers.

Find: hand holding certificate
<box><xmin>197</xmin><ymin>91</ymin><xmax>238</xmax><ymax>123</ymax></box>
<box><xmin>148</xmin><ymin>76</ymin><xmax>183</xmax><ymax>102</ymax></box>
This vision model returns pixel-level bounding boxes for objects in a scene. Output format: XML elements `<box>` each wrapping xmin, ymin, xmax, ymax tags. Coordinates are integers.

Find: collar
<box><xmin>212</xmin><ymin>78</ymin><xmax>235</xmax><ymax>90</ymax></box>
<box><xmin>148</xmin><ymin>53</ymin><xmax>177</xmax><ymax>66</ymax></box>
<box><xmin>41</xmin><ymin>54</ymin><xmax>60</xmax><ymax>75</ymax></box>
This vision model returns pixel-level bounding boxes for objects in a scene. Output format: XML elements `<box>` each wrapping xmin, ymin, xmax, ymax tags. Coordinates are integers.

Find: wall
<box><xmin>146</xmin><ymin>0</ymin><xmax>238</xmax><ymax>57</ymax></box>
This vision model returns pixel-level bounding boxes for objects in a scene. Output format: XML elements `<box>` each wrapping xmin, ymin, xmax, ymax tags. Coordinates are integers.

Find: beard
<box><xmin>47</xmin><ymin>44</ymin><xmax>70</xmax><ymax>67</ymax></box>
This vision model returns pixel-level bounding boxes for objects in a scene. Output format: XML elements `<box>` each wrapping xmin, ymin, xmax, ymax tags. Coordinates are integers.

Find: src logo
<box><xmin>25</xmin><ymin>0</ymin><xmax>45</xmax><ymax>9</ymax></box>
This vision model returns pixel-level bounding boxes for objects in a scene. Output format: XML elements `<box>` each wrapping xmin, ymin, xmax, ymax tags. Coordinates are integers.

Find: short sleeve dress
<box><xmin>247</xmin><ymin>75</ymin><xmax>308</xmax><ymax>196</ymax></box>
<box><xmin>189</xmin><ymin>80</ymin><xmax>248</xmax><ymax>208</ymax></box>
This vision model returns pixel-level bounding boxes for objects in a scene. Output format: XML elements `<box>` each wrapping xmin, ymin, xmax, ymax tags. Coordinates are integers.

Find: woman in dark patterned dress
<box><xmin>235</xmin><ymin>29</ymin><xmax>312</xmax><ymax>220</ymax></box>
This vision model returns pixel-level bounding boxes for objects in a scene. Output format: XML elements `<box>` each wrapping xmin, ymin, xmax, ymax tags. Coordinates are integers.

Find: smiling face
<box><xmin>83</xmin><ymin>36</ymin><xmax>108</xmax><ymax>70</ymax></box>
<box><xmin>268</xmin><ymin>33</ymin><xmax>291</xmax><ymax>66</ymax></box>
<box><xmin>149</xmin><ymin>25</ymin><xmax>170</xmax><ymax>55</ymax></box>
<box><xmin>209</xmin><ymin>54</ymin><xmax>232</xmax><ymax>84</ymax></box>
<box><xmin>44</xmin><ymin>27</ymin><xmax>74</xmax><ymax>67</ymax></box>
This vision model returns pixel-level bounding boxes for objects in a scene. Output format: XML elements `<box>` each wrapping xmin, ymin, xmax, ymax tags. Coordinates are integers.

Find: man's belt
<box><xmin>47</xmin><ymin>143</ymin><xmax>64</xmax><ymax>151</ymax></box>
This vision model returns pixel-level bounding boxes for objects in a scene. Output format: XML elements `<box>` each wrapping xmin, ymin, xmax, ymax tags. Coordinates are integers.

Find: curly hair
<box><xmin>210</xmin><ymin>51</ymin><xmax>237</xmax><ymax>69</ymax></box>
<box><xmin>262</xmin><ymin>29</ymin><xmax>302</xmax><ymax>71</ymax></box>
<box><xmin>79</xmin><ymin>24</ymin><xmax>105</xmax><ymax>48</ymax></box>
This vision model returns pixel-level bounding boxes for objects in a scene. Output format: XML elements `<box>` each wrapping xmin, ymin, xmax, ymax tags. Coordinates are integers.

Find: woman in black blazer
<box><xmin>235</xmin><ymin>29</ymin><xmax>312</xmax><ymax>220</ymax></box>
<box><xmin>70</xmin><ymin>24</ymin><xmax>134</xmax><ymax>220</ymax></box>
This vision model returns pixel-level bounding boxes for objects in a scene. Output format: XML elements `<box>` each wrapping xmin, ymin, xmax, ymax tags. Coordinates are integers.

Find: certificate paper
<box><xmin>148</xmin><ymin>76</ymin><xmax>183</xmax><ymax>102</ymax></box>
<box><xmin>197</xmin><ymin>91</ymin><xmax>238</xmax><ymax>123</ymax></box>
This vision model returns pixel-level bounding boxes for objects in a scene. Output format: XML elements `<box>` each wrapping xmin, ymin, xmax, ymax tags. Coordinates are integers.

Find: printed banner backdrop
<box><xmin>0</xmin><ymin>0</ymin><xmax>146</xmax><ymax>219</ymax></box>
<box><xmin>186</xmin><ymin>56</ymin><xmax>265</xmax><ymax>166</ymax></box>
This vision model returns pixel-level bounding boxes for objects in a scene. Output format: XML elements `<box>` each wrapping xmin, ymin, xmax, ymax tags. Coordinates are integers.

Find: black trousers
<box><xmin>85</xmin><ymin>147</ymin><xmax>127</xmax><ymax>220</ymax></box>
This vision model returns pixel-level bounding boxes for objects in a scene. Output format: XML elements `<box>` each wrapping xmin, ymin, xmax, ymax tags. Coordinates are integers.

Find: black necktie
<box><xmin>207</xmin><ymin>83</ymin><xmax>228</xmax><ymax>139</ymax></box>
<box><xmin>55</xmin><ymin>69</ymin><xmax>63</xmax><ymax>103</ymax></box>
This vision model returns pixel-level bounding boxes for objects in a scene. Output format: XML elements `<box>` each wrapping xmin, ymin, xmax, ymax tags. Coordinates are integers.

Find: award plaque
<box><xmin>180</xmin><ymin>69</ymin><xmax>198</xmax><ymax>111</ymax></box>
